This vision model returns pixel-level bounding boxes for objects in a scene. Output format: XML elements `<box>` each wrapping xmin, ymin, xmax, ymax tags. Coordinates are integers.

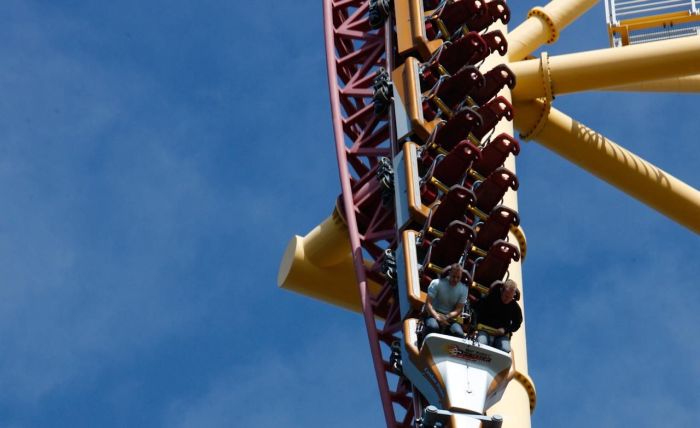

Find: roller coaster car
<box><xmin>393</xmin><ymin>141</ymin><xmax>515</xmax><ymax>234</ymax></box>
<box><xmin>394</xmin><ymin>0</ymin><xmax>508</xmax><ymax>61</ymax></box>
<box><xmin>421</xmin><ymin>32</ymin><xmax>489</xmax><ymax>86</ymax></box>
<box><xmin>470</xmin><ymin>239</ymin><xmax>520</xmax><ymax>292</ymax></box>
<box><xmin>420</xmin><ymin>142</ymin><xmax>481</xmax><ymax>203</ymax></box>
<box><xmin>428</xmin><ymin>106</ymin><xmax>483</xmax><ymax>153</ymax></box>
<box><xmin>425</xmin><ymin>0</ymin><xmax>486</xmax><ymax>41</ymax></box>
<box><xmin>471</xmin><ymin>133</ymin><xmax>520</xmax><ymax>180</ymax></box>
<box><xmin>425</xmin><ymin>0</ymin><xmax>510</xmax><ymax>43</ymax></box>
<box><xmin>422</xmin><ymin>185</ymin><xmax>477</xmax><ymax>238</ymax></box>
<box><xmin>397</xmin><ymin>228</ymin><xmax>474</xmax><ymax>318</ymax></box>
<box><xmin>472</xmin><ymin>205</ymin><xmax>520</xmax><ymax>256</ymax></box>
<box><xmin>392</xmin><ymin>56</ymin><xmax>499</xmax><ymax>146</ymax></box>
<box><xmin>420</xmin><ymin>220</ymin><xmax>475</xmax><ymax>285</ymax></box>
<box><xmin>473</xmin><ymin>167</ymin><xmax>519</xmax><ymax>214</ymax></box>
<box><xmin>422</xmin><ymin>139</ymin><xmax>481</xmax><ymax>177</ymax></box>
<box><xmin>392</xmin><ymin>57</ymin><xmax>445</xmax><ymax>142</ymax></box>
<box><xmin>401</xmin><ymin>318</ymin><xmax>513</xmax><ymax>424</ymax></box>
<box><xmin>423</xmin><ymin>66</ymin><xmax>484</xmax><ymax>120</ymax></box>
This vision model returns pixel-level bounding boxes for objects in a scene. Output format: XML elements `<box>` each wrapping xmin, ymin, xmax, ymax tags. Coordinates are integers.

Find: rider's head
<box><xmin>501</xmin><ymin>279</ymin><xmax>518</xmax><ymax>303</ymax></box>
<box><xmin>447</xmin><ymin>263</ymin><xmax>463</xmax><ymax>286</ymax></box>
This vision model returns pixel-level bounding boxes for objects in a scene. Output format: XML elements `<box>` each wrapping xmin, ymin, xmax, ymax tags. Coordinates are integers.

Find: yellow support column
<box><xmin>479</xmin><ymin>20</ymin><xmax>535</xmax><ymax>428</ymax></box>
<box><xmin>606</xmin><ymin>74</ymin><xmax>700</xmax><ymax>92</ymax></box>
<box><xmin>514</xmin><ymin>99</ymin><xmax>700</xmax><ymax>233</ymax></box>
<box><xmin>278</xmin><ymin>207</ymin><xmax>381</xmax><ymax>312</ymax></box>
<box><xmin>510</xmin><ymin>36</ymin><xmax>700</xmax><ymax>100</ymax></box>
<box><xmin>507</xmin><ymin>0</ymin><xmax>599</xmax><ymax>61</ymax></box>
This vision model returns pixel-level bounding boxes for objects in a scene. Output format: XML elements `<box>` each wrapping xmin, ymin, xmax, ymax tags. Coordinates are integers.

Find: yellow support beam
<box><xmin>509</xmin><ymin>36</ymin><xmax>700</xmax><ymax>100</ymax></box>
<box><xmin>507</xmin><ymin>0</ymin><xmax>599</xmax><ymax>61</ymax></box>
<box><xmin>476</xmin><ymin>19</ymin><xmax>533</xmax><ymax>428</ymax></box>
<box><xmin>514</xmin><ymin>99</ymin><xmax>700</xmax><ymax>234</ymax></box>
<box><xmin>278</xmin><ymin>207</ymin><xmax>381</xmax><ymax>312</ymax></box>
<box><xmin>606</xmin><ymin>74</ymin><xmax>700</xmax><ymax>92</ymax></box>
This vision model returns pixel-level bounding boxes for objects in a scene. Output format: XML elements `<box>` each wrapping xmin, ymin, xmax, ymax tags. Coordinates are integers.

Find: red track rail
<box><xmin>323</xmin><ymin>1</ymin><xmax>415</xmax><ymax>426</ymax></box>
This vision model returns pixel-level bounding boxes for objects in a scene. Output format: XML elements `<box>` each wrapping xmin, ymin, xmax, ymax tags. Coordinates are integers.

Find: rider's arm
<box><xmin>425</xmin><ymin>295</ymin><xmax>442</xmax><ymax>320</ymax></box>
<box><xmin>507</xmin><ymin>304</ymin><xmax>523</xmax><ymax>333</ymax></box>
<box><xmin>446</xmin><ymin>301</ymin><xmax>465</xmax><ymax>320</ymax></box>
<box><xmin>425</xmin><ymin>280</ymin><xmax>442</xmax><ymax>319</ymax></box>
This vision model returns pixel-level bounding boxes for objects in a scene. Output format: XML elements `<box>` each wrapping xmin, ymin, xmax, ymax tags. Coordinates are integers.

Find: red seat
<box><xmin>472</xmin><ymin>205</ymin><xmax>519</xmax><ymax>252</ymax></box>
<box><xmin>433</xmin><ymin>140</ymin><xmax>480</xmax><ymax>185</ymax></box>
<box><xmin>472</xmin><ymin>96</ymin><xmax>513</xmax><ymax>140</ymax></box>
<box><xmin>426</xmin><ymin>0</ymin><xmax>486</xmax><ymax>40</ymax></box>
<box><xmin>471</xmin><ymin>239</ymin><xmax>519</xmax><ymax>287</ymax></box>
<box><xmin>481</xmin><ymin>30</ymin><xmax>508</xmax><ymax>56</ymax></box>
<box><xmin>420</xmin><ymin>141</ymin><xmax>481</xmax><ymax>203</ymax></box>
<box><xmin>423</xmin><ymin>185</ymin><xmax>477</xmax><ymax>235</ymax></box>
<box><xmin>463</xmin><ymin>0</ymin><xmax>510</xmax><ymax>33</ymax></box>
<box><xmin>436</xmin><ymin>66</ymin><xmax>484</xmax><ymax>107</ymax></box>
<box><xmin>432</xmin><ymin>32</ymin><xmax>489</xmax><ymax>75</ymax></box>
<box><xmin>474</xmin><ymin>167</ymin><xmax>518</xmax><ymax>213</ymax></box>
<box><xmin>471</xmin><ymin>133</ymin><xmax>520</xmax><ymax>178</ymax></box>
<box><xmin>422</xmin><ymin>220</ymin><xmax>475</xmax><ymax>275</ymax></box>
<box><xmin>423</xmin><ymin>66</ymin><xmax>484</xmax><ymax>120</ymax></box>
<box><xmin>469</xmin><ymin>64</ymin><xmax>516</xmax><ymax>106</ymax></box>
<box><xmin>430</xmin><ymin>107</ymin><xmax>482</xmax><ymax>153</ymax></box>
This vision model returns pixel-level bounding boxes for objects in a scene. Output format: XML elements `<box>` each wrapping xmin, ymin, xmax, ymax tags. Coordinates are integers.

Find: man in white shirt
<box><xmin>424</xmin><ymin>263</ymin><xmax>469</xmax><ymax>338</ymax></box>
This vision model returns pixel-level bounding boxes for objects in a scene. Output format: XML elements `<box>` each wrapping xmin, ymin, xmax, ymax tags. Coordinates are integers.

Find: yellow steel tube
<box><xmin>477</xmin><ymin>20</ymin><xmax>534</xmax><ymax>428</ymax></box>
<box><xmin>507</xmin><ymin>0</ymin><xmax>599</xmax><ymax>61</ymax></box>
<box><xmin>510</xmin><ymin>36</ymin><xmax>700</xmax><ymax>100</ymax></box>
<box><xmin>278</xmin><ymin>208</ymin><xmax>381</xmax><ymax>312</ymax></box>
<box><xmin>606</xmin><ymin>74</ymin><xmax>700</xmax><ymax>92</ymax></box>
<box><xmin>514</xmin><ymin>100</ymin><xmax>700</xmax><ymax>233</ymax></box>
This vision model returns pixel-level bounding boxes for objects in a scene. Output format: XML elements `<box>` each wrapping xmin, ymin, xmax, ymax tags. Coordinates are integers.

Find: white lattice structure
<box><xmin>605</xmin><ymin>0</ymin><xmax>700</xmax><ymax>46</ymax></box>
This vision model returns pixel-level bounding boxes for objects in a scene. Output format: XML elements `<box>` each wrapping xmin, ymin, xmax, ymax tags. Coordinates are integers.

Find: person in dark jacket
<box><xmin>474</xmin><ymin>279</ymin><xmax>522</xmax><ymax>352</ymax></box>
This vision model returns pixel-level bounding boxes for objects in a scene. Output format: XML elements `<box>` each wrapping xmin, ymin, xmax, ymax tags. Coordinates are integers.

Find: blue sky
<box><xmin>0</xmin><ymin>1</ymin><xmax>698</xmax><ymax>427</ymax></box>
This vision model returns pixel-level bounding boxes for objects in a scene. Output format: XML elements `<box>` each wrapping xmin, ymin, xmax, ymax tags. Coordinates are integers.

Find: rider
<box><xmin>474</xmin><ymin>279</ymin><xmax>522</xmax><ymax>352</ymax></box>
<box><xmin>424</xmin><ymin>263</ymin><xmax>469</xmax><ymax>338</ymax></box>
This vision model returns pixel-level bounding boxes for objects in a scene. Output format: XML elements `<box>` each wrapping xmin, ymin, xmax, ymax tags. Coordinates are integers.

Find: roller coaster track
<box><xmin>324</xmin><ymin>1</ymin><xmax>409</xmax><ymax>426</ymax></box>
